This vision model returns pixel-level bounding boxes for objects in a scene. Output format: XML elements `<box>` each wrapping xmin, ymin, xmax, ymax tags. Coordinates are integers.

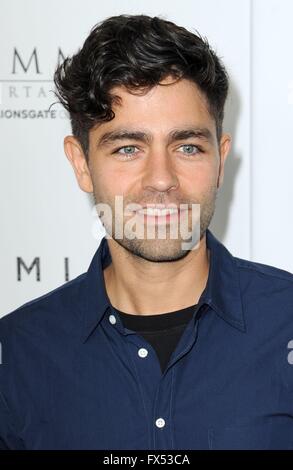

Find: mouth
<box><xmin>134</xmin><ymin>205</ymin><xmax>189</xmax><ymax>224</ymax></box>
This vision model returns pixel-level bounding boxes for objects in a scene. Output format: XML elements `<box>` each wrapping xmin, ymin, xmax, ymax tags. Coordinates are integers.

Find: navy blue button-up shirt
<box><xmin>1</xmin><ymin>229</ymin><xmax>293</xmax><ymax>450</ymax></box>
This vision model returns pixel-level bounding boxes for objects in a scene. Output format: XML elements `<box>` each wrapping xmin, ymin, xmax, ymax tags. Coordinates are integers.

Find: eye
<box><xmin>112</xmin><ymin>144</ymin><xmax>203</xmax><ymax>159</ymax></box>
<box><xmin>179</xmin><ymin>144</ymin><xmax>202</xmax><ymax>156</ymax></box>
<box><xmin>113</xmin><ymin>145</ymin><xmax>138</xmax><ymax>157</ymax></box>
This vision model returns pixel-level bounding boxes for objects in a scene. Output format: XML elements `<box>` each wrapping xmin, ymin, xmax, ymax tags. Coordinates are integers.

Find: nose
<box><xmin>141</xmin><ymin>147</ymin><xmax>179</xmax><ymax>193</ymax></box>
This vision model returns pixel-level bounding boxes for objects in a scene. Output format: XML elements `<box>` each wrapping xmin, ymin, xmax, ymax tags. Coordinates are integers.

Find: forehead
<box><xmin>109</xmin><ymin>77</ymin><xmax>212</xmax><ymax>122</ymax></box>
<box><xmin>90</xmin><ymin>77</ymin><xmax>217</xmax><ymax>143</ymax></box>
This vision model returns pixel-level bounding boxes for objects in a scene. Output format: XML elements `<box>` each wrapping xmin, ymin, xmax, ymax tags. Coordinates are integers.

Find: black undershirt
<box><xmin>115</xmin><ymin>304</ymin><xmax>198</xmax><ymax>374</ymax></box>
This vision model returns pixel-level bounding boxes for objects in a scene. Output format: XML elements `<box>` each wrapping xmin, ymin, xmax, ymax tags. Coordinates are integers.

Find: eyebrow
<box><xmin>96</xmin><ymin>127</ymin><xmax>214</xmax><ymax>148</ymax></box>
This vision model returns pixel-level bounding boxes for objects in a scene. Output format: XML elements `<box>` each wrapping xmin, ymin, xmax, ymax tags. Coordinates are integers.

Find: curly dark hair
<box><xmin>54</xmin><ymin>14</ymin><xmax>229</xmax><ymax>161</ymax></box>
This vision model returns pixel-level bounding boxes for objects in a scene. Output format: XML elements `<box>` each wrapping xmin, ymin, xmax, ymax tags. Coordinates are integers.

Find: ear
<box><xmin>64</xmin><ymin>136</ymin><xmax>93</xmax><ymax>193</ymax></box>
<box><xmin>217</xmin><ymin>133</ymin><xmax>232</xmax><ymax>189</ymax></box>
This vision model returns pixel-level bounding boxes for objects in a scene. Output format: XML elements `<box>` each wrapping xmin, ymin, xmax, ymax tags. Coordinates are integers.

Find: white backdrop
<box><xmin>0</xmin><ymin>0</ymin><xmax>292</xmax><ymax>316</ymax></box>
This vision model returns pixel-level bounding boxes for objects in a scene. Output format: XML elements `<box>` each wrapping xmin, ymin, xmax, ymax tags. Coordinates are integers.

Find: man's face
<box><xmin>65</xmin><ymin>76</ymin><xmax>231</xmax><ymax>262</ymax></box>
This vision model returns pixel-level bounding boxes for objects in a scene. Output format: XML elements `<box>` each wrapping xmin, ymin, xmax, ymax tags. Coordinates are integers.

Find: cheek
<box><xmin>91</xmin><ymin>155</ymin><xmax>218</xmax><ymax>198</ymax></box>
<box><xmin>92</xmin><ymin>165</ymin><xmax>135</xmax><ymax>199</ymax></box>
<box><xmin>181</xmin><ymin>161</ymin><xmax>217</xmax><ymax>192</ymax></box>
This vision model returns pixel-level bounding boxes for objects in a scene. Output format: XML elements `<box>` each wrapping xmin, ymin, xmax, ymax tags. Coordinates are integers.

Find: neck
<box><xmin>103</xmin><ymin>234</ymin><xmax>210</xmax><ymax>316</ymax></box>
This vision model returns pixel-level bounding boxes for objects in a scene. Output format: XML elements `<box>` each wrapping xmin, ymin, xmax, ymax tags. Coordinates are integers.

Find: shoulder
<box><xmin>235</xmin><ymin>256</ymin><xmax>293</xmax><ymax>284</ymax></box>
<box><xmin>233</xmin><ymin>256</ymin><xmax>293</xmax><ymax>323</ymax></box>
<box><xmin>0</xmin><ymin>273</ymin><xmax>86</xmax><ymax>336</ymax></box>
<box><xmin>234</xmin><ymin>256</ymin><xmax>293</xmax><ymax>294</ymax></box>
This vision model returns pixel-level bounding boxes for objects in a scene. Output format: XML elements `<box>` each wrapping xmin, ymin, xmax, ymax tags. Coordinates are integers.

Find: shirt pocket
<box><xmin>208</xmin><ymin>420</ymin><xmax>293</xmax><ymax>450</ymax></box>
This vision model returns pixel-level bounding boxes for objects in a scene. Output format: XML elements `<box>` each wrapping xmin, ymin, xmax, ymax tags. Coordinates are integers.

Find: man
<box><xmin>0</xmin><ymin>14</ymin><xmax>293</xmax><ymax>450</ymax></box>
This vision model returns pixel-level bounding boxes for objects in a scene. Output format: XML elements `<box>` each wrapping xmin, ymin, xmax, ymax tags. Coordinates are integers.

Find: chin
<box><xmin>115</xmin><ymin>237</ymin><xmax>193</xmax><ymax>263</ymax></box>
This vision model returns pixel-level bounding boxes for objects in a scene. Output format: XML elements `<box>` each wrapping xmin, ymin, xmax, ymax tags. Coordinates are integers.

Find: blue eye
<box><xmin>112</xmin><ymin>144</ymin><xmax>203</xmax><ymax>159</ymax></box>
<box><xmin>180</xmin><ymin>144</ymin><xmax>201</xmax><ymax>155</ymax></box>
<box><xmin>115</xmin><ymin>146</ymin><xmax>137</xmax><ymax>155</ymax></box>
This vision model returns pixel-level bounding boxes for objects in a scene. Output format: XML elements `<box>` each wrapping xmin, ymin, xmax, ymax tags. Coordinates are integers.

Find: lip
<box><xmin>134</xmin><ymin>207</ymin><xmax>189</xmax><ymax>225</ymax></box>
<box><xmin>137</xmin><ymin>204</ymin><xmax>180</xmax><ymax>209</ymax></box>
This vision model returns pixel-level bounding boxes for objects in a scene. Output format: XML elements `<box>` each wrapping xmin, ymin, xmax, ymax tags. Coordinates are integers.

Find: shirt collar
<box><xmin>202</xmin><ymin>229</ymin><xmax>246</xmax><ymax>333</ymax></box>
<box><xmin>81</xmin><ymin>228</ymin><xmax>246</xmax><ymax>343</ymax></box>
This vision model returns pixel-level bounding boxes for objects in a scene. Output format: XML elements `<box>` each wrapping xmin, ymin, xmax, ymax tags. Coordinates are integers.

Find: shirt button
<box><xmin>155</xmin><ymin>418</ymin><xmax>166</xmax><ymax>428</ymax></box>
<box><xmin>109</xmin><ymin>314</ymin><xmax>117</xmax><ymax>325</ymax></box>
<box><xmin>138</xmin><ymin>348</ymin><xmax>148</xmax><ymax>358</ymax></box>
